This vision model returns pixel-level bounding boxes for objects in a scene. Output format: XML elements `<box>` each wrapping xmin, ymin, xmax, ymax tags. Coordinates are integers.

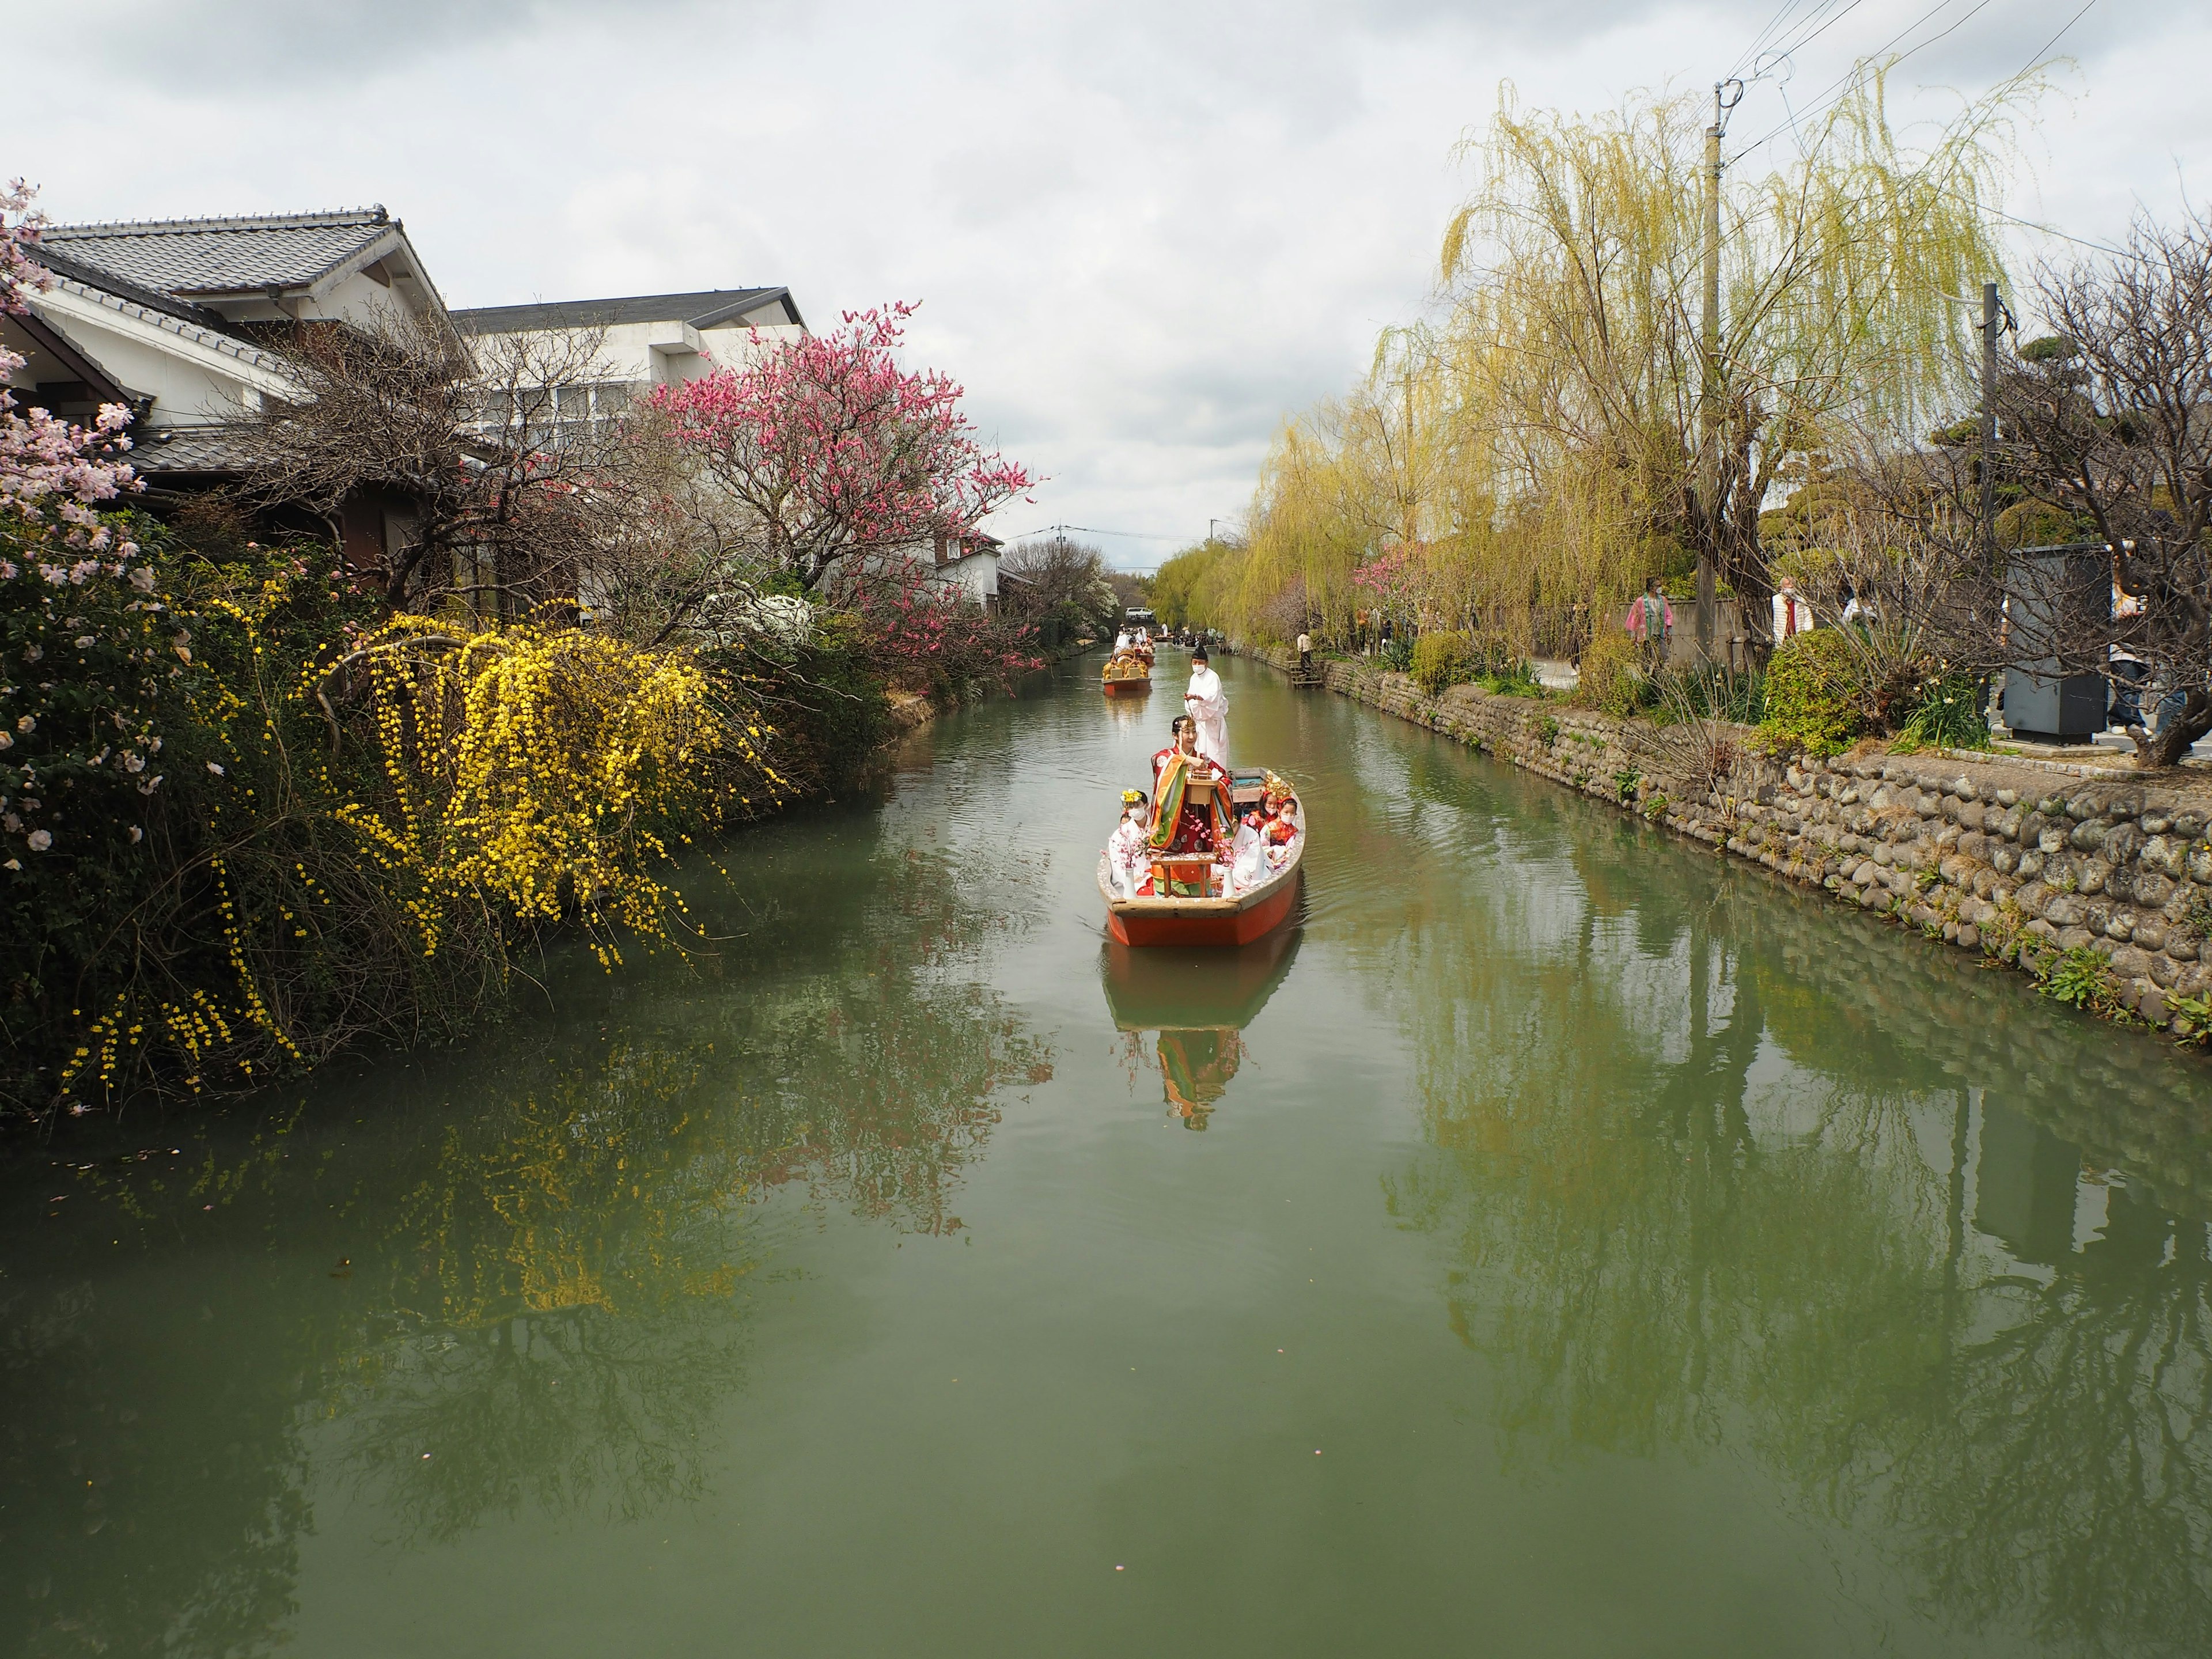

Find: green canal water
<box><xmin>7</xmin><ymin>654</ymin><xmax>2212</xmax><ymax>1658</ymax></box>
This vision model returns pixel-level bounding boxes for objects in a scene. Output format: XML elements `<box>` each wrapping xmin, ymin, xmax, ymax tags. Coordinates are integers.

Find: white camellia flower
<box><xmin>26</xmin><ymin>830</ymin><xmax>51</xmax><ymax>851</ymax></box>
<box><xmin>15</xmin><ymin>715</ymin><xmax>33</xmax><ymax>733</ymax></box>
<box><xmin>0</xmin><ymin>732</ymin><xmax>12</xmax><ymax>751</ymax></box>
<box><xmin>206</xmin><ymin>761</ymin><xmax>225</xmax><ymax>776</ymax></box>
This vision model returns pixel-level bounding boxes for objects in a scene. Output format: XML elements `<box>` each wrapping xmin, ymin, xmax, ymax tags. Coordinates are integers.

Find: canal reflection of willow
<box><xmin>0</xmin><ymin>844</ymin><xmax>1048</xmax><ymax>1659</ymax></box>
<box><xmin>1389</xmin><ymin>793</ymin><xmax>2212</xmax><ymax>1656</ymax></box>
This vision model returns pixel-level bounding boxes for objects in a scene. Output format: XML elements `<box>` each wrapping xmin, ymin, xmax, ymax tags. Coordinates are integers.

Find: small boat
<box><xmin>1102</xmin><ymin>651</ymin><xmax>1152</xmax><ymax>696</ymax></box>
<box><xmin>1097</xmin><ymin>768</ymin><xmax>1305</xmax><ymax>947</ymax></box>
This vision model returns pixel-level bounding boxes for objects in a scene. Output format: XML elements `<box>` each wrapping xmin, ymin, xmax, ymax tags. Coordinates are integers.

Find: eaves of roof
<box><xmin>34</xmin><ymin>275</ymin><xmax>290</xmax><ymax>378</ymax></box>
<box><xmin>451</xmin><ymin>286</ymin><xmax>800</xmax><ymax>334</ymax></box>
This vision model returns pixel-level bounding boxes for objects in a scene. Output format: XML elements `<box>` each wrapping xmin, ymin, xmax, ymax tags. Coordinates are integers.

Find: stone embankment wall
<box><xmin>1244</xmin><ymin>645</ymin><xmax>2212</xmax><ymax>1039</ymax></box>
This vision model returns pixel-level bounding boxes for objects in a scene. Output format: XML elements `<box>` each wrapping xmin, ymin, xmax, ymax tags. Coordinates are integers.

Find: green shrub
<box><xmin>1759</xmin><ymin>630</ymin><xmax>1863</xmax><ymax>756</ymax></box>
<box><xmin>1892</xmin><ymin>672</ymin><xmax>1991</xmax><ymax>752</ymax></box>
<box><xmin>1995</xmin><ymin>499</ymin><xmax>2092</xmax><ymax>550</ymax></box>
<box><xmin>2036</xmin><ymin>945</ymin><xmax>2128</xmax><ymax>1018</ymax></box>
<box><xmin>1378</xmin><ymin>637</ymin><xmax>1414</xmax><ymax>673</ymax></box>
<box><xmin>1476</xmin><ymin>658</ymin><xmax>1544</xmax><ymax>698</ymax></box>
<box><xmin>1410</xmin><ymin>631</ymin><xmax>1474</xmax><ymax>695</ymax></box>
<box><xmin>1574</xmin><ymin>627</ymin><xmax>1646</xmax><ymax>718</ymax></box>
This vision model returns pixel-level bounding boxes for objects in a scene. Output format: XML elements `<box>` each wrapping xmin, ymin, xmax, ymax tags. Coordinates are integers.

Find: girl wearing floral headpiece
<box><xmin>1107</xmin><ymin>789</ymin><xmax>1150</xmax><ymax>899</ymax></box>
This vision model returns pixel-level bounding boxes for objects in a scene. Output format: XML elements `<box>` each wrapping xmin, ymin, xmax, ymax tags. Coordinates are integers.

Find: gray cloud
<box><xmin>9</xmin><ymin>0</ymin><xmax>2196</xmax><ymax>564</ymax></box>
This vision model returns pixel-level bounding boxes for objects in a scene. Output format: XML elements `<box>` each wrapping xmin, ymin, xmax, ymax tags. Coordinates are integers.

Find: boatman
<box><xmin>1184</xmin><ymin>646</ymin><xmax>1229</xmax><ymax>770</ymax></box>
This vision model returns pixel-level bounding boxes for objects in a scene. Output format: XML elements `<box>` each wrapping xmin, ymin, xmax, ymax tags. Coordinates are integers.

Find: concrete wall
<box><xmin>1243</xmin><ymin>644</ymin><xmax>2212</xmax><ymax>1040</ymax></box>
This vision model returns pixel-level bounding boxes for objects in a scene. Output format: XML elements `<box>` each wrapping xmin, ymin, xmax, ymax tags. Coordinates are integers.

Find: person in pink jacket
<box><xmin>1625</xmin><ymin>577</ymin><xmax>1673</xmax><ymax>669</ymax></box>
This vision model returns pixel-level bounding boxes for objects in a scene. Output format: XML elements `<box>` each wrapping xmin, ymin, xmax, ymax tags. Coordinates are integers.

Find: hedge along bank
<box><xmin>1239</xmin><ymin>644</ymin><xmax>2212</xmax><ymax>1043</ymax></box>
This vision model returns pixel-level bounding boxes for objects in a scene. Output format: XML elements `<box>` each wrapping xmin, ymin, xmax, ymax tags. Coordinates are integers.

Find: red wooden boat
<box><xmin>1097</xmin><ymin>770</ymin><xmax>1304</xmax><ymax>947</ymax></box>
<box><xmin>1102</xmin><ymin>650</ymin><xmax>1152</xmax><ymax>697</ymax></box>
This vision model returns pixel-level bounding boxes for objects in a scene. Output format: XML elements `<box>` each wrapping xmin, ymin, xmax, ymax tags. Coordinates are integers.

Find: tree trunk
<box><xmin>2132</xmin><ymin>690</ymin><xmax>2212</xmax><ymax>769</ymax></box>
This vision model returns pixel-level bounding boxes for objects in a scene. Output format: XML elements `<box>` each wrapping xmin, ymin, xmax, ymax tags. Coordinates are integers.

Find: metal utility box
<box><xmin>1999</xmin><ymin>542</ymin><xmax>2109</xmax><ymax>743</ymax></box>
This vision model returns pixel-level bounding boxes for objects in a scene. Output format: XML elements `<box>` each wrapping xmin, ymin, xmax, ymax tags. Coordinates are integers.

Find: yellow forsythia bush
<box><xmin>340</xmin><ymin>615</ymin><xmax>788</xmax><ymax>966</ymax></box>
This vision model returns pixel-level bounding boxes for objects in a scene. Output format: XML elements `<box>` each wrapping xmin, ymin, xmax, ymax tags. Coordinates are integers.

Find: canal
<box><xmin>6</xmin><ymin>653</ymin><xmax>2212</xmax><ymax>1658</ymax></box>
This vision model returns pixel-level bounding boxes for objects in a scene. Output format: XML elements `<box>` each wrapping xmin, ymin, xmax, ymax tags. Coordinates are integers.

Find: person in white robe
<box><xmin>1183</xmin><ymin>648</ymin><xmax>1229</xmax><ymax>771</ymax></box>
<box><xmin>1114</xmin><ymin>629</ymin><xmax>1132</xmax><ymax>653</ymax></box>
<box><xmin>1225</xmin><ymin>813</ymin><xmax>1266</xmax><ymax>895</ymax></box>
<box><xmin>1107</xmin><ymin>791</ymin><xmax>1150</xmax><ymax>899</ymax></box>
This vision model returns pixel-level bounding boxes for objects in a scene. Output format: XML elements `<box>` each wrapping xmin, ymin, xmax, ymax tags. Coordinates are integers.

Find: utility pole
<box><xmin>1403</xmin><ymin>361</ymin><xmax>1416</xmax><ymax>551</ymax></box>
<box><xmin>1979</xmin><ymin>280</ymin><xmax>2001</xmax><ymax>565</ymax></box>
<box><xmin>1698</xmin><ymin>80</ymin><xmax>1741</xmax><ymax>661</ymax></box>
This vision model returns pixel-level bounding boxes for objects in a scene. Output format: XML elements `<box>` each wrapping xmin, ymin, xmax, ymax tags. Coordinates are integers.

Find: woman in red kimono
<box><xmin>1147</xmin><ymin>717</ymin><xmax>1232</xmax><ymax>889</ymax></box>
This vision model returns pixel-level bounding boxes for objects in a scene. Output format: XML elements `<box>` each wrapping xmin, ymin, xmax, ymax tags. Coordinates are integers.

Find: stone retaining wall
<box><xmin>1243</xmin><ymin>644</ymin><xmax>2212</xmax><ymax>1043</ymax></box>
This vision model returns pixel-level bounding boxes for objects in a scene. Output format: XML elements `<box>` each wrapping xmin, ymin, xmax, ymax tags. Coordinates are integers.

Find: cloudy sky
<box><xmin>13</xmin><ymin>0</ymin><xmax>2206</xmax><ymax>568</ymax></box>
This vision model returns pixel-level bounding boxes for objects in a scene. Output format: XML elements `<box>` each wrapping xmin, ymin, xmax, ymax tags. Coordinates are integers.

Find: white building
<box><xmin>1</xmin><ymin>206</ymin><xmax>453</xmax><ymax>565</ymax></box>
<box><xmin>450</xmin><ymin>287</ymin><xmax>806</xmax><ymax>435</ymax></box>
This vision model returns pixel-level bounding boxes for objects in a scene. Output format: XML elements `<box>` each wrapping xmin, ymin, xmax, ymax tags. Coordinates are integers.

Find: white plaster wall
<box><xmin>26</xmin><ymin>294</ymin><xmax>279</xmax><ymax>423</ymax></box>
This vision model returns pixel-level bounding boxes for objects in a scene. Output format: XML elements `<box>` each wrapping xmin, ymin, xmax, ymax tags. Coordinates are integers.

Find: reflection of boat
<box><xmin>1102</xmin><ymin>651</ymin><xmax>1152</xmax><ymax>696</ymax></box>
<box><xmin>1101</xmin><ymin>930</ymin><xmax>1299</xmax><ymax>1130</ymax></box>
<box><xmin>1100</xmin><ymin>925</ymin><xmax>1301</xmax><ymax>1031</ymax></box>
<box><xmin>1096</xmin><ymin>770</ymin><xmax>1305</xmax><ymax>947</ymax></box>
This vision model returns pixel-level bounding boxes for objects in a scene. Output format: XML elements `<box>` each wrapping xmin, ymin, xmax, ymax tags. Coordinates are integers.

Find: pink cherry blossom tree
<box><xmin>1</xmin><ymin>180</ymin><xmax>138</xmax><ymax>548</ymax></box>
<box><xmin>645</xmin><ymin>302</ymin><xmax>1032</xmax><ymax>595</ymax></box>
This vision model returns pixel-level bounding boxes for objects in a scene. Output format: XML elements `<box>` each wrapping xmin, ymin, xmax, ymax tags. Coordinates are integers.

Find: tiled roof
<box><xmin>128</xmin><ymin>422</ymin><xmax>275</xmax><ymax>476</ymax></box>
<box><xmin>452</xmin><ymin>287</ymin><xmax>801</xmax><ymax>334</ymax></box>
<box><xmin>40</xmin><ymin>209</ymin><xmax>399</xmax><ymax>300</ymax></box>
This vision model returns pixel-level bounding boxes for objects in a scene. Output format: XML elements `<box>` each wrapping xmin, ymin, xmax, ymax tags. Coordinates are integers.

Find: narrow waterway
<box><xmin>8</xmin><ymin>653</ymin><xmax>2212</xmax><ymax>1659</ymax></box>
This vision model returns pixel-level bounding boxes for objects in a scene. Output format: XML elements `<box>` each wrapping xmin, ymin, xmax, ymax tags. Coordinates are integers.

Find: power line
<box><xmin>1729</xmin><ymin>0</ymin><xmax>1827</xmax><ymax>78</ymax></box>
<box><xmin>1729</xmin><ymin>0</ymin><xmax>1998</xmax><ymax>162</ymax></box>
<box><xmin>1768</xmin><ymin>0</ymin><xmax>1871</xmax><ymax>62</ymax></box>
<box><xmin>999</xmin><ymin>522</ymin><xmax>1192</xmax><ymax>544</ymax></box>
<box><xmin>2014</xmin><ymin>0</ymin><xmax>2099</xmax><ymax>74</ymax></box>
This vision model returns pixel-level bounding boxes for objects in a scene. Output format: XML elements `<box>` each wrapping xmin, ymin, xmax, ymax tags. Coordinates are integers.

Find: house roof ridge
<box><xmin>44</xmin><ymin>206</ymin><xmax>393</xmax><ymax>239</ymax></box>
<box><xmin>452</xmin><ymin>285</ymin><xmax>782</xmax><ymax>315</ymax></box>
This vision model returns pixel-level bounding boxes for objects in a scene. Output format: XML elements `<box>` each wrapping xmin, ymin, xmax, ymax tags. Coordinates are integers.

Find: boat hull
<box><xmin>1102</xmin><ymin>676</ymin><xmax>1152</xmax><ymax>696</ymax></box>
<box><xmin>1105</xmin><ymin>874</ymin><xmax>1298</xmax><ymax>946</ymax></box>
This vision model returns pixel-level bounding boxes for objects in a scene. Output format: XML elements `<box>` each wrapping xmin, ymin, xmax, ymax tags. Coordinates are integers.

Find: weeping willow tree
<box><xmin>1231</xmin><ymin>65</ymin><xmax>2029</xmax><ymax>654</ymax></box>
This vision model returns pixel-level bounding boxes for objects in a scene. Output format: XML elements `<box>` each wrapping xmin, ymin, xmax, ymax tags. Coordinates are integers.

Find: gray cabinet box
<box><xmin>2001</xmin><ymin>543</ymin><xmax>2109</xmax><ymax>743</ymax></box>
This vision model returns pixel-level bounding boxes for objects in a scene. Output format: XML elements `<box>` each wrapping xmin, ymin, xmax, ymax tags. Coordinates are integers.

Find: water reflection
<box><xmin>1382</xmin><ymin>770</ymin><xmax>2212</xmax><ymax>1654</ymax></box>
<box><xmin>0</xmin><ymin>828</ymin><xmax>1047</xmax><ymax>1657</ymax></box>
<box><xmin>1101</xmin><ymin>931</ymin><xmax>1299</xmax><ymax>1130</ymax></box>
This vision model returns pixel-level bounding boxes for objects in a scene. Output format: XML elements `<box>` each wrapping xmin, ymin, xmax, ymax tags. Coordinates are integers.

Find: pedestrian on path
<box><xmin>1772</xmin><ymin>577</ymin><xmax>1813</xmax><ymax>643</ymax></box>
<box><xmin>1626</xmin><ymin>578</ymin><xmax>1673</xmax><ymax>670</ymax></box>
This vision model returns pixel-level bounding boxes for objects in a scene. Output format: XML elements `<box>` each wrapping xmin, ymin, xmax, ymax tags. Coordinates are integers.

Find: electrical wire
<box><xmin>1729</xmin><ymin>0</ymin><xmax>1829</xmax><ymax>78</ymax></box>
<box><xmin>998</xmin><ymin>523</ymin><xmax>1193</xmax><ymax>544</ymax></box>
<box><xmin>1729</xmin><ymin>0</ymin><xmax>1999</xmax><ymax>162</ymax></box>
<box><xmin>2012</xmin><ymin>0</ymin><xmax>2099</xmax><ymax>75</ymax></box>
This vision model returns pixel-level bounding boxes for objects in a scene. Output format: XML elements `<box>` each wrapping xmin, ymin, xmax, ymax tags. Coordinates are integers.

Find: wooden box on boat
<box><xmin>1097</xmin><ymin>772</ymin><xmax>1304</xmax><ymax>948</ymax></box>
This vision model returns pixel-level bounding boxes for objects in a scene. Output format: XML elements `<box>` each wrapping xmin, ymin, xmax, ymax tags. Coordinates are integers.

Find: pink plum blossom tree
<box><xmin>645</xmin><ymin>302</ymin><xmax>1032</xmax><ymax>594</ymax></box>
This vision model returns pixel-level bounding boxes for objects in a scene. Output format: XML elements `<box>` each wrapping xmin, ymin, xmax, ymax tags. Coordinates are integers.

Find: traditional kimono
<box><xmin>1183</xmin><ymin>664</ymin><xmax>1229</xmax><ymax>770</ymax></box>
<box><xmin>1107</xmin><ymin>815</ymin><xmax>1149</xmax><ymax>899</ymax></box>
<box><xmin>1263</xmin><ymin>798</ymin><xmax>1299</xmax><ymax>869</ymax></box>
<box><xmin>1225</xmin><ymin>815</ymin><xmax>1266</xmax><ymax>895</ymax></box>
<box><xmin>1147</xmin><ymin>747</ymin><xmax>1232</xmax><ymax>892</ymax></box>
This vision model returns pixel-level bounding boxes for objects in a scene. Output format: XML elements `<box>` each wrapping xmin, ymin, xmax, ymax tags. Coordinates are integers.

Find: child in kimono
<box><xmin>1108</xmin><ymin>789</ymin><xmax>1150</xmax><ymax>899</ymax></box>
